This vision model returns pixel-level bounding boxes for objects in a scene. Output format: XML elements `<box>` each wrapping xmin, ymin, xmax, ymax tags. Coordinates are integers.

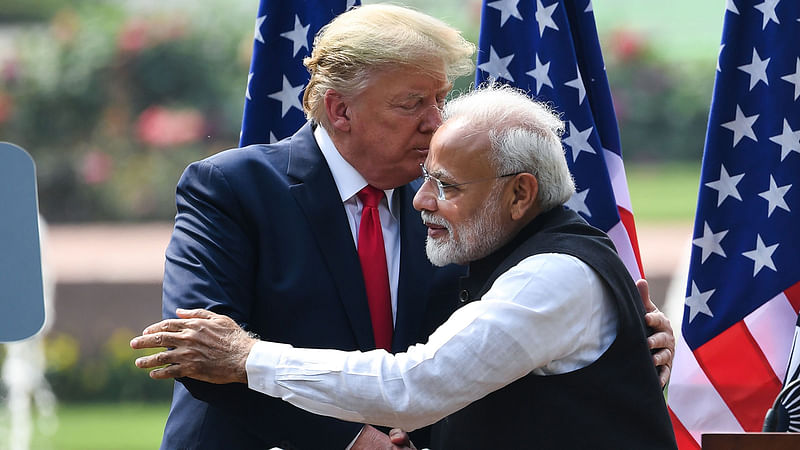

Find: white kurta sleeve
<box><xmin>245</xmin><ymin>253</ymin><xmax>617</xmax><ymax>431</ymax></box>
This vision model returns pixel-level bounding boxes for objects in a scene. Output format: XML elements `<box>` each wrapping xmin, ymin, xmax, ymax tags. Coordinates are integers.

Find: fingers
<box><xmin>132</xmin><ymin>309</ymin><xmax>251</xmax><ymax>384</ymax></box>
<box><xmin>142</xmin><ymin>318</ymin><xmax>193</xmax><ymax>335</ymax></box>
<box><xmin>646</xmin><ymin>313</ymin><xmax>674</xmax><ymax>343</ymax></box>
<box><xmin>389</xmin><ymin>428</ymin><xmax>415</xmax><ymax>450</ymax></box>
<box><xmin>134</xmin><ymin>349</ymin><xmax>175</xmax><ymax>370</ymax></box>
<box><xmin>644</xmin><ymin>309</ymin><xmax>663</xmax><ymax>328</ymax></box>
<box><xmin>176</xmin><ymin>308</ymin><xmax>219</xmax><ymax>320</ymax></box>
<box><xmin>133</xmin><ymin>348</ymin><xmax>204</xmax><ymax>379</ymax></box>
<box><xmin>657</xmin><ymin>363</ymin><xmax>672</xmax><ymax>388</ymax></box>
<box><xmin>651</xmin><ymin>346</ymin><xmax>673</xmax><ymax>368</ymax></box>
<box><xmin>645</xmin><ymin>311</ymin><xmax>670</xmax><ymax>339</ymax></box>
<box><xmin>647</xmin><ymin>330</ymin><xmax>675</xmax><ymax>356</ymax></box>
<box><xmin>136</xmin><ymin>356</ymin><xmax>191</xmax><ymax>380</ymax></box>
<box><xmin>146</xmin><ymin>365</ymin><xmax>184</xmax><ymax>380</ymax></box>
<box><xmin>389</xmin><ymin>429</ymin><xmax>411</xmax><ymax>446</ymax></box>
<box><xmin>130</xmin><ymin>331</ymin><xmax>185</xmax><ymax>350</ymax></box>
<box><xmin>139</xmin><ymin>309</ymin><xmax>221</xmax><ymax>335</ymax></box>
<box><xmin>648</xmin><ymin>328</ymin><xmax>675</xmax><ymax>389</ymax></box>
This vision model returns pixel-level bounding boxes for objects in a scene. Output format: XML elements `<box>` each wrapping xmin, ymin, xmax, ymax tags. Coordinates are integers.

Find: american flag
<box><xmin>475</xmin><ymin>0</ymin><xmax>644</xmax><ymax>280</ymax></box>
<box><xmin>667</xmin><ymin>1</ymin><xmax>800</xmax><ymax>447</ymax></box>
<box><xmin>238</xmin><ymin>0</ymin><xmax>359</xmax><ymax>146</ymax></box>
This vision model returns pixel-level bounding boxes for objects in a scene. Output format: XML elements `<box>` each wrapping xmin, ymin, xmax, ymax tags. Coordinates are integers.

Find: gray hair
<box><xmin>442</xmin><ymin>84</ymin><xmax>576</xmax><ymax>211</ymax></box>
<box><xmin>302</xmin><ymin>4</ymin><xmax>475</xmax><ymax>126</ymax></box>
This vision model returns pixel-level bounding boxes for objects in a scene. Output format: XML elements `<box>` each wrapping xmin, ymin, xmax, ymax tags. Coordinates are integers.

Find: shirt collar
<box><xmin>314</xmin><ymin>125</ymin><xmax>397</xmax><ymax>217</ymax></box>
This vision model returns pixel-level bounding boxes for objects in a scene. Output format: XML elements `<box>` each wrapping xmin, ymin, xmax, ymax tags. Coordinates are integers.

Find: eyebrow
<box><xmin>426</xmin><ymin>165</ymin><xmax>455</xmax><ymax>182</ymax></box>
<box><xmin>395</xmin><ymin>84</ymin><xmax>451</xmax><ymax>103</ymax></box>
<box><xmin>393</xmin><ymin>92</ymin><xmax>424</xmax><ymax>103</ymax></box>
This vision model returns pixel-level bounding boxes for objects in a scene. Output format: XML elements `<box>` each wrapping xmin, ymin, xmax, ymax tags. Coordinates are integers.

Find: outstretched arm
<box><xmin>133</xmin><ymin>255</ymin><xmax>611</xmax><ymax>431</ymax></box>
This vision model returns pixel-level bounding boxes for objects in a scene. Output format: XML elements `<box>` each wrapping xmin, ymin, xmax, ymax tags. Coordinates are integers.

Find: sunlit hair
<box><xmin>302</xmin><ymin>4</ymin><xmax>475</xmax><ymax>126</ymax></box>
<box><xmin>442</xmin><ymin>83</ymin><xmax>576</xmax><ymax>211</ymax></box>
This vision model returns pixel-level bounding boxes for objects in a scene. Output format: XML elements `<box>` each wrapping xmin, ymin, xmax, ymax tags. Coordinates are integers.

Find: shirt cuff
<box><xmin>245</xmin><ymin>340</ymin><xmax>293</xmax><ymax>396</ymax></box>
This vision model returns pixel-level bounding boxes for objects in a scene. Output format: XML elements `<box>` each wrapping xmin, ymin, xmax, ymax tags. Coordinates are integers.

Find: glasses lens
<box><xmin>421</xmin><ymin>165</ymin><xmax>445</xmax><ymax>201</ymax></box>
<box><xmin>435</xmin><ymin>180</ymin><xmax>445</xmax><ymax>200</ymax></box>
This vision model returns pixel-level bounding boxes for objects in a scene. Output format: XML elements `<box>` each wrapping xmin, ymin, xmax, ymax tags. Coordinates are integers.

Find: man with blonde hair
<box><xmin>156</xmin><ymin>5</ymin><xmax>675</xmax><ymax>449</ymax></box>
<box><xmin>159</xmin><ymin>5</ymin><xmax>476</xmax><ymax>449</ymax></box>
<box><xmin>136</xmin><ymin>85</ymin><xmax>676</xmax><ymax>449</ymax></box>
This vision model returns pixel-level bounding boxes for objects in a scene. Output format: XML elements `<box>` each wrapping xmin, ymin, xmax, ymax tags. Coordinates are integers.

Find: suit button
<box><xmin>459</xmin><ymin>289</ymin><xmax>470</xmax><ymax>303</ymax></box>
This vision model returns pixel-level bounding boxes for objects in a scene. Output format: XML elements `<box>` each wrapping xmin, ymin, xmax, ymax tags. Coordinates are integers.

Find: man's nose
<box><xmin>419</xmin><ymin>105</ymin><xmax>442</xmax><ymax>133</ymax></box>
<box><xmin>413</xmin><ymin>179</ymin><xmax>439</xmax><ymax>212</ymax></box>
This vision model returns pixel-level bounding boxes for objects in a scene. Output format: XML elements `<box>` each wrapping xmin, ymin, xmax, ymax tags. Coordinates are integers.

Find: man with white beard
<box><xmin>132</xmin><ymin>85</ymin><xmax>677</xmax><ymax>449</ymax></box>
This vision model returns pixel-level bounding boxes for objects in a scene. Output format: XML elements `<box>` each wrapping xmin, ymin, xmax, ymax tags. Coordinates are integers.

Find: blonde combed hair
<box><xmin>302</xmin><ymin>4</ymin><xmax>475</xmax><ymax>126</ymax></box>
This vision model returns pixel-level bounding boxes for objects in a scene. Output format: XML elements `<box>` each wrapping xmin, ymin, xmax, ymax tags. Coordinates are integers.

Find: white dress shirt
<box><xmin>246</xmin><ymin>252</ymin><xmax>619</xmax><ymax>431</ymax></box>
<box><xmin>314</xmin><ymin>126</ymin><xmax>400</xmax><ymax>321</ymax></box>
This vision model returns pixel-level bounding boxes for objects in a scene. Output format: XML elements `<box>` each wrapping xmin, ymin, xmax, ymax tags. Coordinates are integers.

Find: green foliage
<box><xmin>0</xmin><ymin>0</ymin><xmax>83</xmax><ymax>23</ymax></box>
<box><xmin>0</xmin><ymin>1</ymin><xmax>717</xmax><ymax>222</ymax></box>
<box><xmin>43</xmin><ymin>329</ymin><xmax>173</xmax><ymax>403</ymax></box>
<box><xmin>1</xmin><ymin>2</ymin><xmax>251</xmax><ymax>222</ymax></box>
<box><xmin>602</xmin><ymin>30</ymin><xmax>716</xmax><ymax>162</ymax></box>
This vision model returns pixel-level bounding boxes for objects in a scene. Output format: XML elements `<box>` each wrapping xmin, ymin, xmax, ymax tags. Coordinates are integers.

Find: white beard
<box><xmin>422</xmin><ymin>184</ymin><xmax>508</xmax><ymax>267</ymax></box>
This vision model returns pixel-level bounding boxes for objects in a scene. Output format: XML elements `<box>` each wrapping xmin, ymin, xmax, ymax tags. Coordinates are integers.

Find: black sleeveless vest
<box><xmin>431</xmin><ymin>207</ymin><xmax>676</xmax><ymax>450</ymax></box>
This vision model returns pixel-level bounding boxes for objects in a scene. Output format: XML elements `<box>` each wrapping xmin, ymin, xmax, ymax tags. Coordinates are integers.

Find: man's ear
<box><xmin>509</xmin><ymin>173</ymin><xmax>539</xmax><ymax>221</ymax></box>
<box><xmin>324</xmin><ymin>89</ymin><xmax>350</xmax><ymax>132</ymax></box>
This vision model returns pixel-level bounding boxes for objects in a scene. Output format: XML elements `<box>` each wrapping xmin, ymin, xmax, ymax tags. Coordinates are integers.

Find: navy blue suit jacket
<box><xmin>160</xmin><ymin>123</ymin><xmax>463</xmax><ymax>449</ymax></box>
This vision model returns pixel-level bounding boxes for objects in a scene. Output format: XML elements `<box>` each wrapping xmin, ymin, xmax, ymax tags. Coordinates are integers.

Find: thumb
<box><xmin>636</xmin><ymin>279</ymin><xmax>656</xmax><ymax>313</ymax></box>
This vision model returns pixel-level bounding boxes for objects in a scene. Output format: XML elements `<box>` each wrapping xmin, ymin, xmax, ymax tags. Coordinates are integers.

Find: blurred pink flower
<box><xmin>81</xmin><ymin>151</ymin><xmax>113</xmax><ymax>185</ymax></box>
<box><xmin>136</xmin><ymin>105</ymin><xmax>206</xmax><ymax>147</ymax></box>
<box><xmin>118</xmin><ymin>19</ymin><xmax>150</xmax><ymax>53</ymax></box>
<box><xmin>117</xmin><ymin>16</ymin><xmax>187</xmax><ymax>54</ymax></box>
<box><xmin>2</xmin><ymin>58</ymin><xmax>19</xmax><ymax>84</ymax></box>
<box><xmin>609</xmin><ymin>29</ymin><xmax>646</xmax><ymax>62</ymax></box>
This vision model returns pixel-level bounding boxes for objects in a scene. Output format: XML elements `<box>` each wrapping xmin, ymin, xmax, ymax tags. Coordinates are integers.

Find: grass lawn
<box><xmin>626</xmin><ymin>161</ymin><xmax>702</xmax><ymax>224</ymax></box>
<box><xmin>29</xmin><ymin>402</ymin><xmax>170</xmax><ymax>450</ymax></box>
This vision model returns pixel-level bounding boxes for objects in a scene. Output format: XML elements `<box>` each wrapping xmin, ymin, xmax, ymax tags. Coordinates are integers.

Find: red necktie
<box><xmin>357</xmin><ymin>185</ymin><xmax>393</xmax><ymax>352</ymax></box>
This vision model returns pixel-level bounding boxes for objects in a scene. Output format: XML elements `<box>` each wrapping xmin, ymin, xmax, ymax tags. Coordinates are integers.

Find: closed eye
<box><xmin>397</xmin><ymin>97</ymin><xmax>423</xmax><ymax>110</ymax></box>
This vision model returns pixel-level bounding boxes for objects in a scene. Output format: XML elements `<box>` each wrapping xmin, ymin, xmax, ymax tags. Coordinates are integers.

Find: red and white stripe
<box><xmin>667</xmin><ymin>281</ymin><xmax>800</xmax><ymax>448</ymax></box>
<box><xmin>603</xmin><ymin>149</ymin><xmax>644</xmax><ymax>280</ymax></box>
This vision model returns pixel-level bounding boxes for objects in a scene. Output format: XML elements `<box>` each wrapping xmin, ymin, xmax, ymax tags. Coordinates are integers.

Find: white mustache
<box><xmin>420</xmin><ymin>211</ymin><xmax>451</xmax><ymax>232</ymax></box>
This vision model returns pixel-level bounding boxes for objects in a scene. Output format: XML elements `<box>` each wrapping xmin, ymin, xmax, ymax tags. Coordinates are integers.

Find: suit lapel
<box><xmin>392</xmin><ymin>180</ymin><xmax>435</xmax><ymax>352</ymax></box>
<box><xmin>286</xmin><ymin>124</ymin><xmax>375</xmax><ymax>350</ymax></box>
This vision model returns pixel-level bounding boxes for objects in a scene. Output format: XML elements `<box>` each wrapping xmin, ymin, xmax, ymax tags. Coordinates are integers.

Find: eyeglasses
<box><xmin>420</xmin><ymin>164</ymin><xmax>523</xmax><ymax>201</ymax></box>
